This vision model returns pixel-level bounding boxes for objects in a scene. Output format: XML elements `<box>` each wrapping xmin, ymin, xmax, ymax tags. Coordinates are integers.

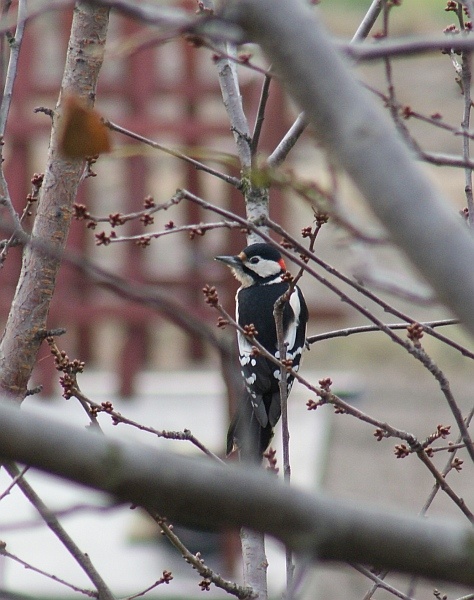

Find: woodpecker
<box><xmin>215</xmin><ymin>242</ymin><xmax>308</xmax><ymax>462</ymax></box>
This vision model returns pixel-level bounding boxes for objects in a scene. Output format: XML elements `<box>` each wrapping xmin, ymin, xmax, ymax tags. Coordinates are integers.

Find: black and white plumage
<box><xmin>215</xmin><ymin>242</ymin><xmax>308</xmax><ymax>462</ymax></box>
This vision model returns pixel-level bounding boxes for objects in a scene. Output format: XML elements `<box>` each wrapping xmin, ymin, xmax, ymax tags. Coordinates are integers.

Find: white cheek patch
<box><xmin>247</xmin><ymin>258</ymin><xmax>282</xmax><ymax>279</ymax></box>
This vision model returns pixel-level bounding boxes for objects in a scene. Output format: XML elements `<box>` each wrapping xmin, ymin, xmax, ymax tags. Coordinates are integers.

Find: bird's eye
<box><xmin>249</xmin><ymin>256</ymin><xmax>260</xmax><ymax>264</ymax></box>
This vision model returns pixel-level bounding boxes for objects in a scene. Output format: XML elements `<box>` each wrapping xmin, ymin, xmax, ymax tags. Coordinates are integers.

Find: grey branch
<box><xmin>266</xmin><ymin>112</ymin><xmax>308</xmax><ymax>169</ymax></box>
<box><xmin>351</xmin><ymin>0</ymin><xmax>383</xmax><ymax>43</ymax></box>
<box><xmin>0</xmin><ymin>0</ymin><xmax>27</xmax><ymax>136</ymax></box>
<box><xmin>343</xmin><ymin>34</ymin><xmax>474</xmax><ymax>61</ymax></box>
<box><xmin>222</xmin><ymin>0</ymin><xmax>474</xmax><ymax>338</ymax></box>
<box><xmin>1</xmin><ymin>400</ymin><xmax>474</xmax><ymax>588</ymax></box>
<box><xmin>265</xmin><ymin>0</ymin><xmax>380</xmax><ymax>170</ymax></box>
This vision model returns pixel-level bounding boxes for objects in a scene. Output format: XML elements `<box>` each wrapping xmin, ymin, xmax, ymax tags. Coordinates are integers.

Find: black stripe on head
<box><xmin>241</xmin><ymin>243</ymin><xmax>284</xmax><ymax>263</ymax></box>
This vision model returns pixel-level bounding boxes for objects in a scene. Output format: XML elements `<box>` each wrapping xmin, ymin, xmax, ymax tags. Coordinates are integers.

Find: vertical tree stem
<box><xmin>240</xmin><ymin>528</ymin><xmax>268</xmax><ymax>600</ymax></box>
<box><xmin>274</xmin><ymin>294</ymin><xmax>294</xmax><ymax>590</ymax></box>
<box><xmin>0</xmin><ymin>1</ymin><xmax>110</xmax><ymax>401</ymax></box>
<box><xmin>461</xmin><ymin>49</ymin><xmax>474</xmax><ymax>226</ymax></box>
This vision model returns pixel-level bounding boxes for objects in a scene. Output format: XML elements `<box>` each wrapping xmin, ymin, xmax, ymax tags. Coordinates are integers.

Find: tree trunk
<box><xmin>0</xmin><ymin>1</ymin><xmax>110</xmax><ymax>401</ymax></box>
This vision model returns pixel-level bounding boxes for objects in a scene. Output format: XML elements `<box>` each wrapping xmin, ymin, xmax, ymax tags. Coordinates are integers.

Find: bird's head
<box><xmin>215</xmin><ymin>243</ymin><xmax>286</xmax><ymax>287</ymax></box>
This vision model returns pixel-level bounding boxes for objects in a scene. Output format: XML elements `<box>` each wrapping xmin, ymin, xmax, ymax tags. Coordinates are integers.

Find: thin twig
<box><xmin>47</xmin><ymin>334</ymin><xmax>233</xmax><ymax>598</ymax></box>
<box><xmin>273</xmin><ymin>293</ymin><xmax>293</xmax><ymax>590</ymax></box>
<box><xmin>266</xmin><ymin>0</ymin><xmax>381</xmax><ymax>169</ymax></box>
<box><xmin>270</xmin><ymin>216</ymin><xmax>324</xmax><ymax>590</ymax></box>
<box><xmin>251</xmin><ymin>72</ymin><xmax>272</xmax><ymax>159</ymax></box>
<box><xmin>0</xmin><ymin>545</ymin><xmax>98</xmax><ymax>598</ymax></box>
<box><xmin>73</xmin><ymin>384</ymin><xmax>225</xmax><ymax>463</ymax></box>
<box><xmin>2</xmin><ymin>503</ymin><xmax>119</xmax><ymax>532</ymax></box>
<box><xmin>3</xmin><ymin>462</ymin><xmax>116</xmax><ymax>600</ymax></box>
<box><xmin>265</xmin><ymin>112</ymin><xmax>308</xmax><ymax>169</ymax></box>
<box><xmin>163</xmin><ymin>190</ymin><xmax>474</xmax><ymax>363</ymax></box>
<box><xmin>422</xmin><ymin>150</ymin><xmax>474</xmax><ymax>169</ymax></box>
<box><xmin>0</xmin><ymin>0</ymin><xmax>27</xmax><ymax>265</ymax></box>
<box><xmin>105</xmin><ymin>120</ymin><xmax>241</xmax><ymax>188</ymax></box>
<box><xmin>125</xmin><ymin>572</ymin><xmax>173</xmax><ymax>600</ymax></box>
<box><xmin>307</xmin><ymin>319</ymin><xmax>459</xmax><ymax>345</ymax></box>
<box><xmin>0</xmin><ymin>0</ymin><xmax>26</xmax><ymax>136</ymax></box>
<box><xmin>456</xmin><ymin>2</ymin><xmax>474</xmax><ymax>225</ymax></box>
<box><xmin>261</xmin><ymin>216</ymin><xmax>474</xmax><ymax>360</ymax></box>
<box><xmin>343</xmin><ymin>33</ymin><xmax>474</xmax><ymax>60</ymax></box>
<box><xmin>0</xmin><ymin>464</ymin><xmax>29</xmax><ymax>501</ymax></box>
<box><xmin>209</xmin><ymin>296</ymin><xmax>474</xmax><ymax>522</ymax></box>
<box><xmin>77</xmin><ymin>193</ymin><xmax>182</xmax><ymax>225</ymax></box>
<box><xmin>180</xmin><ymin>191</ymin><xmax>472</xmax><ymax>365</ymax></box>
<box><xmin>264</xmin><ymin>223</ymin><xmax>474</xmax><ymax>464</ymax></box>
<box><xmin>351</xmin><ymin>563</ymin><xmax>414</xmax><ymax>600</ymax></box>
<box><xmin>102</xmin><ymin>221</ymin><xmax>242</xmax><ymax>245</ymax></box>
<box><xmin>150</xmin><ymin>513</ymin><xmax>253</xmax><ymax>599</ymax></box>
<box><xmin>420</xmin><ymin>403</ymin><xmax>474</xmax><ymax>516</ymax></box>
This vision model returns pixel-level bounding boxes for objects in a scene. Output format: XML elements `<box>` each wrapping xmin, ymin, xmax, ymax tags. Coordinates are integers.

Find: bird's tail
<box><xmin>226</xmin><ymin>392</ymin><xmax>274</xmax><ymax>463</ymax></box>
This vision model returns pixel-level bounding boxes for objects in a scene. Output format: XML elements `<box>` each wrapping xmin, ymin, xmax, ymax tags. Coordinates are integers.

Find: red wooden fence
<box><xmin>1</xmin><ymin>4</ymin><xmax>342</xmax><ymax>396</ymax></box>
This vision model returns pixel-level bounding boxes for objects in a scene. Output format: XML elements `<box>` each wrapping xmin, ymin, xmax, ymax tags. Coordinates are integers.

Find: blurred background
<box><xmin>1</xmin><ymin>0</ymin><xmax>474</xmax><ymax>598</ymax></box>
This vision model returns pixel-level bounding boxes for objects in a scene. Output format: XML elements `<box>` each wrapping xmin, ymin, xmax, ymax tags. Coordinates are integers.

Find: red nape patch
<box><xmin>279</xmin><ymin>258</ymin><xmax>286</xmax><ymax>270</ymax></box>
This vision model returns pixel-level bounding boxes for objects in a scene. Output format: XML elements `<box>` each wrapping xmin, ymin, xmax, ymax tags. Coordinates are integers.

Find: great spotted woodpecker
<box><xmin>216</xmin><ymin>242</ymin><xmax>308</xmax><ymax>462</ymax></box>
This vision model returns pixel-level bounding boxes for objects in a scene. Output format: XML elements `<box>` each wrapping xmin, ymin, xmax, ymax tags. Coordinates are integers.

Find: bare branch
<box><xmin>0</xmin><ymin>0</ymin><xmax>28</xmax><ymax>264</ymax></box>
<box><xmin>351</xmin><ymin>0</ymin><xmax>383</xmax><ymax>43</ymax></box>
<box><xmin>102</xmin><ymin>221</ymin><xmax>242</xmax><ymax>245</ymax></box>
<box><xmin>0</xmin><ymin>0</ymin><xmax>110</xmax><ymax>401</ymax></box>
<box><xmin>3</xmin><ymin>461</ymin><xmax>115</xmax><ymax>600</ymax></box>
<box><xmin>150</xmin><ymin>514</ymin><xmax>252</xmax><ymax>599</ymax></box>
<box><xmin>222</xmin><ymin>0</ymin><xmax>474</xmax><ymax>337</ymax></box>
<box><xmin>0</xmin><ymin>544</ymin><xmax>98</xmax><ymax>598</ymax></box>
<box><xmin>74</xmin><ymin>387</ymin><xmax>225</xmax><ymax>463</ymax></box>
<box><xmin>266</xmin><ymin>112</ymin><xmax>308</xmax><ymax>169</ymax></box>
<box><xmin>250</xmin><ymin>73</ymin><xmax>272</xmax><ymax>158</ymax></box>
<box><xmin>343</xmin><ymin>34</ymin><xmax>474</xmax><ymax>61</ymax></box>
<box><xmin>261</xmin><ymin>218</ymin><xmax>474</xmax><ymax>360</ymax></box>
<box><xmin>351</xmin><ymin>563</ymin><xmax>413</xmax><ymax>600</ymax></box>
<box><xmin>0</xmin><ymin>464</ymin><xmax>28</xmax><ymax>501</ymax></box>
<box><xmin>266</xmin><ymin>0</ymin><xmax>381</xmax><ymax>170</ymax></box>
<box><xmin>125</xmin><ymin>573</ymin><xmax>173</xmax><ymax>600</ymax></box>
<box><xmin>0</xmin><ymin>0</ymin><xmax>26</xmax><ymax>135</ymax></box>
<box><xmin>2</xmin><ymin>401</ymin><xmax>474</xmax><ymax>587</ymax></box>
<box><xmin>205</xmin><ymin>288</ymin><xmax>474</xmax><ymax>520</ymax></box>
<box><xmin>307</xmin><ymin>319</ymin><xmax>459</xmax><ymax>345</ymax></box>
<box><xmin>105</xmin><ymin>120</ymin><xmax>241</xmax><ymax>188</ymax></box>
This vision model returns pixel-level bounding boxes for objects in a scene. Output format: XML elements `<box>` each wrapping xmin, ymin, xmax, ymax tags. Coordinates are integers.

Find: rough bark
<box><xmin>0</xmin><ymin>2</ymin><xmax>110</xmax><ymax>401</ymax></box>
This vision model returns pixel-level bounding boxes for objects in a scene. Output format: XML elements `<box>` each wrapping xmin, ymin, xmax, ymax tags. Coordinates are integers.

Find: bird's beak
<box><xmin>215</xmin><ymin>254</ymin><xmax>242</xmax><ymax>267</ymax></box>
